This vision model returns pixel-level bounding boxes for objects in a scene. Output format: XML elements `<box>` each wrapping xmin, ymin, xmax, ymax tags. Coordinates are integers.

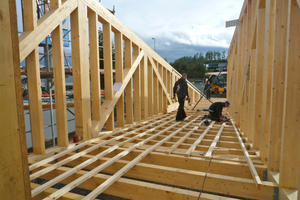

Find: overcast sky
<box><xmin>100</xmin><ymin>0</ymin><xmax>244</xmax><ymax>62</ymax></box>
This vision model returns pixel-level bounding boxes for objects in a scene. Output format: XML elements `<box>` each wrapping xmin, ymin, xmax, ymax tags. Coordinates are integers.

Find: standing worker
<box><xmin>208</xmin><ymin>101</ymin><xmax>230</xmax><ymax>121</ymax></box>
<box><xmin>173</xmin><ymin>73</ymin><xmax>190</xmax><ymax>121</ymax></box>
<box><xmin>204</xmin><ymin>81</ymin><xmax>212</xmax><ymax>99</ymax></box>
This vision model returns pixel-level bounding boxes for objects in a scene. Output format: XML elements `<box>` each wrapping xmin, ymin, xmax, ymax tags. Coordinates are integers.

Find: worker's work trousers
<box><xmin>206</xmin><ymin>90</ymin><xmax>211</xmax><ymax>99</ymax></box>
<box><xmin>176</xmin><ymin>97</ymin><xmax>186</xmax><ymax>121</ymax></box>
<box><xmin>209</xmin><ymin>111</ymin><xmax>220</xmax><ymax>122</ymax></box>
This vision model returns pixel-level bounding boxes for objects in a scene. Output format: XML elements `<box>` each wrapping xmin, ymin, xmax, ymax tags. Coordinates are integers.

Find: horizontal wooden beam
<box><xmin>39</xmin><ymin>165</ymin><xmax>235</xmax><ymax>200</ymax></box>
<box><xmin>39</xmin><ymin>161</ymin><xmax>276</xmax><ymax>200</ymax></box>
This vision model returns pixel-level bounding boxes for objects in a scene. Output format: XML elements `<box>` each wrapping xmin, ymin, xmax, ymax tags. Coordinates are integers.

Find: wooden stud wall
<box><xmin>228</xmin><ymin>0</ymin><xmax>300</xmax><ymax>198</ymax></box>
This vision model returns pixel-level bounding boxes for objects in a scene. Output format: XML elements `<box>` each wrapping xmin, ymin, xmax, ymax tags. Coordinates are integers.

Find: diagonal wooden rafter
<box><xmin>19</xmin><ymin>0</ymin><xmax>78</xmax><ymax>62</ymax></box>
<box><xmin>148</xmin><ymin>57</ymin><xmax>173</xmax><ymax>105</ymax></box>
<box><xmin>92</xmin><ymin>50</ymin><xmax>145</xmax><ymax>137</ymax></box>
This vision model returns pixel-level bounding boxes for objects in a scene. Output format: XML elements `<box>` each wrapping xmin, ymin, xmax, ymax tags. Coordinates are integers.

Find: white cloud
<box><xmin>100</xmin><ymin>0</ymin><xmax>244</xmax><ymax>61</ymax></box>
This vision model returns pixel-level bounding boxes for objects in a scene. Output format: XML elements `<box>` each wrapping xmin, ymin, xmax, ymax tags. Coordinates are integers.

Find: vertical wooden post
<box><xmin>253</xmin><ymin>3</ymin><xmax>266</xmax><ymax>150</ymax></box>
<box><xmin>158</xmin><ymin>64</ymin><xmax>163</xmax><ymax>113</ymax></box>
<box><xmin>103</xmin><ymin>22</ymin><xmax>114</xmax><ymax>131</ymax></box>
<box><xmin>0</xmin><ymin>0</ymin><xmax>31</xmax><ymax>198</ymax></box>
<box><xmin>71</xmin><ymin>2</ymin><xmax>92</xmax><ymax>141</ymax></box>
<box><xmin>51</xmin><ymin>0</ymin><xmax>68</xmax><ymax>147</ymax></box>
<box><xmin>115</xmin><ymin>31</ymin><xmax>125</xmax><ymax>127</ymax></box>
<box><xmin>268</xmin><ymin>0</ymin><xmax>289</xmax><ymax>171</ymax></box>
<box><xmin>248</xmin><ymin>49</ymin><xmax>256</xmax><ymax>143</ymax></box>
<box><xmin>260</xmin><ymin>0</ymin><xmax>275</xmax><ymax>165</ymax></box>
<box><xmin>148</xmin><ymin>58</ymin><xmax>153</xmax><ymax>118</ymax></box>
<box><xmin>153</xmin><ymin>62</ymin><xmax>159</xmax><ymax>115</ymax></box>
<box><xmin>133</xmin><ymin>44</ymin><xmax>141</xmax><ymax>122</ymax></box>
<box><xmin>163</xmin><ymin>67</ymin><xmax>167</xmax><ymax>113</ymax></box>
<box><xmin>124</xmin><ymin>38</ymin><xmax>133</xmax><ymax>124</ymax></box>
<box><xmin>89</xmin><ymin>10</ymin><xmax>101</xmax><ymax>123</ymax></box>
<box><xmin>279</xmin><ymin>0</ymin><xmax>300</xmax><ymax>189</ymax></box>
<box><xmin>141</xmin><ymin>55</ymin><xmax>148</xmax><ymax>120</ymax></box>
<box><xmin>24</xmin><ymin>0</ymin><xmax>45</xmax><ymax>154</ymax></box>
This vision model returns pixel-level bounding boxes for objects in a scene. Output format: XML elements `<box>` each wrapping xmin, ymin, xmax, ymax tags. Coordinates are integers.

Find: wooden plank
<box><xmin>252</xmin><ymin>5</ymin><xmax>266</xmax><ymax>150</ymax></box>
<box><xmin>71</xmin><ymin>1</ymin><xmax>92</xmax><ymax>141</ymax></box>
<box><xmin>231</xmin><ymin>119</ymin><xmax>262</xmax><ymax>189</ymax></box>
<box><xmin>279</xmin><ymin>0</ymin><xmax>300</xmax><ymax>189</ymax></box>
<box><xmin>205</xmin><ymin>123</ymin><xmax>226</xmax><ymax>158</ymax></box>
<box><xmin>103</xmin><ymin>22</ymin><xmax>114</xmax><ymax>131</ymax></box>
<box><xmin>19</xmin><ymin>0</ymin><xmax>78</xmax><ymax>62</ymax></box>
<box><xmin>185</xmin><ymin>121</ymin><xmax>216</xmax><ymax>156</ymax></box>
<box><xmin>133</xmin><ymin>45</ymin><xmax>141</xmax><ymax>122</ymax></box>
<box><xmin>37</xmin><ymin>166</ymin><xmax>236</xmax><ymax>200</ymax></box>
<box><xmin>0</xmin><ymin>0</ymin><xmax>31</xmax><ymax>198</ymax></box>
<box><xmin>153</xmin><ymin>68</ymin><xmax>159</xmax><ymax>115</ymax></box>
<box><xmin>259</xmin><ymin>0</ymin><xmax>275</xmax><ymax>165</ymax></box>
<box><xmin>32</xmin><ymin>114</ymin><xmax>176</xmax><ymax>197</ymax></box>
<box><xmin>163</xmin><ymin>67</ymin><xmax>167</xmax><ymax>112</ymax></box>
<box><xmin>40</xmin><ymin>162</ymin><xmax>276</xmax><ymax>200</ymax></box>
<box><xmin>148</xmin><ymin>57</ymin><xmax>173</xmax><ymax>104</ymax></box>
<box><xmin>147</xmin><ymin>58</ymin><xmax>154</xmax><ymax>117</ymax></box>
<box><xmin>82</xmin><ymin>116</ymin><xmax>198</xmax><ymax>199</ymax></box>
<box><xmin>158</xmin><ymin>64</ymin><xmax>163</xmax><ymax>113</ymax></box>
<box><xmin>31</xmin><ymin>183</ymin><xmax>84</xmax><ymax>200</ymax></box>
<box><xmin>124</xmin><ymin>38</ymin><xmax>133</xmax><ymax>124</ymax></box>
<box><xmin>24</xmin><ymin>0</ymin><xmax>45</xmax><ymax>155</ymax></box>
<box><xmin>89</xmin><ymin>10</ymin><xmax>101</xmax><ymax>122</ymax></box>
<box><xmin>52</xmin><ymin>17</ymin><xmax>68</xmax><ymax>147</ymax></box>
<box><xmin>69</xmin><ymin>146</ymin><xmax>267</xmax><ymax>179</ymax></box>
<box><xmin>92</xmin><ymin>51</ymin><xmax>144</xmax><ymax>137</ymax></box>
<box><xmin>114</xmin><ymin>31</ymin><xmax>125</xmax><ymax>127</ymax></box>
<box><xmin>268</xmin><ymin>0</ymin><xmax>289</xmax><ymax>171</ymax></box>
<box><xmin>166</xmin><ymin>121</ymin><xmax>204</xmax><ymax>154</ymax></box>
<box><xmin>141</xmin><ymin>54</ymin><xmax>148</xmax><ymax>120</ymax></box>
<box><xmin>43</xmin><ymin>116</ymin><xmax>184</xmax><ymax>199</ymax></box>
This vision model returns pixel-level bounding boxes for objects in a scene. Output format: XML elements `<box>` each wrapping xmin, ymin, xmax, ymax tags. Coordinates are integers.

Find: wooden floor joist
<box><xmin>28</xmin><ymin>103</ymin><xmax>278</xmax><ymax>199</ymax></box>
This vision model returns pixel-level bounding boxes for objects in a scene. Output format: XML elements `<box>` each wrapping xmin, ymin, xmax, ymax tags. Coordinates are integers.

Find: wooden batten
<box><xmin>24</xmin><ymin>0</ymin><xmax>45</xmax><ymax>155</ymax></box>
<box><xmin>115</xmin><ymin>31</ymin><xmax>125</xmax><ymax>127</ymax></box>
<box><xmin>51</xmin><ymin>0</ymin><xmax>68</xmax><ymax>147</ymax></box>
<box><xmin>141</xmin><ymin>54</ymin><xmax>148</xmax><ymax>120</ymax></box>
<box><xmin>252</xmin><ymin>5</ymin><xmax>265</xmax><ymax>150</ymax></box>
<box><xmin>124</xmin><ymin>38</ymin><xmax>133</xmax><ymax>124</ymax></box>
<box><xmin>133</xmin><ymin>44</ymin><xmax>141</xmax><ymax>122</ymax></box>
<box><xmin>89</xmin><ymin>10</ymin><xmax>101</xmax><ymax>122</ymax></box>
<box><xmin>147</xmin><ymin>58</ymin><xmax>154</xmax><ymax>117</ymax></box>
<box><xmin>71</xmin><ymin>1</ymin><xmax>92</xmax><ymax>141</ymax></box>
<box><xmin>268</xmin><ymin>0</ymin><xmax>289</xmax><ymax>171</ymax></box>
<box><xmin>103</xmin><ymin>22</ymin><xmax>114</xmax><ymax>131</ymax></box>
<box><xmin>0</xmin><ymin>0</ymin><xmax>31</xmax><ymax>198</ymax></box>
<box><xmin>279</xmin><ymin>0</ymin><xmax>300</xmax><ymax>189</ymax></box>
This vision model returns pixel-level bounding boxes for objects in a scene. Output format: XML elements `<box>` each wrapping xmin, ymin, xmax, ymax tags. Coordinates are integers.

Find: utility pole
<box><xmin>152</xmin><ymin>38</ymin><xmax>156</xmax><ymax>52</ymax></box>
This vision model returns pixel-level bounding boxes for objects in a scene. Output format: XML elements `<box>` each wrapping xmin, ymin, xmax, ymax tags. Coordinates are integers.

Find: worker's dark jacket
<box><xmin>209</xmin><ymin>102</ymin><xmax>225</xmax><ymax>118</ymax></box>
<box><xmin>173</xmin><ymin>77</ymin><xmax>189</xmax><ymax>99</ymax></box>
<box><xmin>204</xmin><ymin>84</ymin><xmax>211</xmax><ymax>92</ymax></box>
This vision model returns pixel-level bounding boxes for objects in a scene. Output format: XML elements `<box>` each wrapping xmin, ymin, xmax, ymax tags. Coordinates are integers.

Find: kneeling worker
<box><xmin>208</xmin><ymin>101</ymin><xmax>230</xmax><ymax>121</ymax></box>
<box><xmin>173</xmin><ymin>73</ymin><xmax>190</xmax><ymax>121</ymax></box>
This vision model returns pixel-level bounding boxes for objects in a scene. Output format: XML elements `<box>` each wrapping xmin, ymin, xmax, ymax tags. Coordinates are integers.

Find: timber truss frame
<box><xmin>18</xmin><ymin>0</ymin><xmax>202</xmax><ymax>156</ymax></box>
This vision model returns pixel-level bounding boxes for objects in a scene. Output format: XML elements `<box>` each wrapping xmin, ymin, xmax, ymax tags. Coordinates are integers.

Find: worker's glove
<box><xmin>187</xmin><ymin>97</ymin><xmax>191</xmax><ymax>103</ymax></box>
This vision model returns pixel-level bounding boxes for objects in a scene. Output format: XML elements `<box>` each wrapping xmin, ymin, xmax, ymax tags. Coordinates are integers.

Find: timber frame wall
<box><xmin>227</xmin><ymin>0</ymin><xmax>300</xmax><ymax>199</ymax></box>
<box><xmin>0</xmin><ymin>0</ymin><xmax>201</xmax><ymax>199</ymax></box>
